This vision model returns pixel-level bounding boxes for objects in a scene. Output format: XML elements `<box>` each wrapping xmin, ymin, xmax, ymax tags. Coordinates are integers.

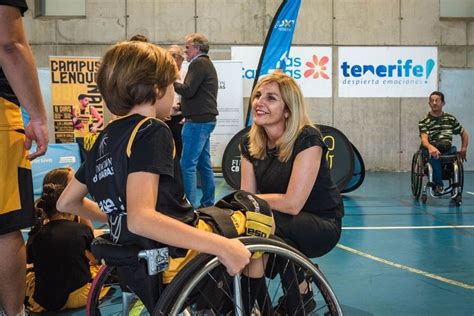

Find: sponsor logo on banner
<box><xmin>275</xmin><ymin>19</ymin><xmax>296</xmax><ymax>31</ymax></box>
<box><xmin>304</xmin><ymin>55</ymin><xmax>330</xmax><ymax>79</ymax></box>
<box><xmin>338</xmin><ymin>47</ymin><xmax>438</xmax><ymax>97</ymax></box>
<box><xmin>231</xmin><ymin>46</ymin><xmax>332</xmax><ymax>97</ymax></box>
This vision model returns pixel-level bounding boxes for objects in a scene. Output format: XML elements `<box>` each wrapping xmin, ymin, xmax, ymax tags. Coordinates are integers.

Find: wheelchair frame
<box><xmin>86</xmin><ymin>236</ymin><xmax>343</xmax><ymax>316</ymax></box>
<box><xmin>411</xmin><ymin>149</ymin><xmax>463</xmax><ymax>206</ymax></box>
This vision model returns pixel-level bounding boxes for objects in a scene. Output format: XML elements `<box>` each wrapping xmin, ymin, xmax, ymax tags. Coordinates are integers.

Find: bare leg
<box><xmin>0</xmin><ymin>231</ymin><xmax>26</xmax><ymax>315</ymax></box>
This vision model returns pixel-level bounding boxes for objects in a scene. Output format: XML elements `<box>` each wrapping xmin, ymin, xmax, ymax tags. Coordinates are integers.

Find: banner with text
<box><xmin>338</xmin><ymin>47</ymin><xmax>438</xmax><ymax>97</ymax></box>
<box><xmin>211</xmin><ymin>61</ymin><xmax>244</xmax><ymax>169</ymax></box>
<box><xmin>50</xmin><ymin>56</ymin><xmax>104</xmax><ymax>144</ymax></box>
<box><xmin>231</xmin><ymin>46</ymin><xmax>332</xmax><ymax>97</ymax></box>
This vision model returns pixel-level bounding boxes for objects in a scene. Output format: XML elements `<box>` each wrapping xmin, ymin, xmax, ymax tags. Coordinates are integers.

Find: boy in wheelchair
<box><xmin>57</xmin><ymin>41</ymin><xmax>273</xmax><ymax>312</ymax></box>
<box><xmin>418</xmin><ymin>91</ymin><xmax>469</xmax><ymax>195</ymax></box>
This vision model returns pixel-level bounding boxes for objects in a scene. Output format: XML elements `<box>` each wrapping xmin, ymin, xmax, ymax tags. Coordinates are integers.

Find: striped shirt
<box><xmin>418</xmin><ymin>112</ymin><xmax>463</xmax><ymax>145</ymax></box>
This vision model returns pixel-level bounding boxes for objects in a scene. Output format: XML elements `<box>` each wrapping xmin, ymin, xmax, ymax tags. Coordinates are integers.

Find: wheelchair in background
<box><xmin>411</xmin><ymin>148</ymin><xmax>464</xmax><ymax>206</ymax></box>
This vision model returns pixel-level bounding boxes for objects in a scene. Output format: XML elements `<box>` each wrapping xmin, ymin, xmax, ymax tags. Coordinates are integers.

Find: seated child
<box><xmin>26</xmin><ymin>167</ymin><xmax>106</xmax><ymax>312</ymax></box>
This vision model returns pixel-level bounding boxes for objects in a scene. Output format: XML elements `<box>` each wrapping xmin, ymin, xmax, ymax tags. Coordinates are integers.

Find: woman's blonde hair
<box><xmin>248</xmin><ymin>72</ymin><xmax>314</xmax><ymax>162</ymax></box>
<box><xmin>97</xmin><ymin>41</ymin><xmax>178</xmax><ymax>116</ymax></box>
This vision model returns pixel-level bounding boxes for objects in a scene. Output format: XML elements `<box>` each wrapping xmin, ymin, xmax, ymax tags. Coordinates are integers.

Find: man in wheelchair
<box><xmin>418</xmin><ymin>91</ymin><xmax>469</xmax><ymax>195</ymax></box>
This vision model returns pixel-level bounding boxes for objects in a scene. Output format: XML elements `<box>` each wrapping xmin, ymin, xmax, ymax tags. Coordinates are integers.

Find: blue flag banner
<box><xmin>246</xmin><ymin>0</ymin><xmax>302</xmax><ymax>126</ymax></box>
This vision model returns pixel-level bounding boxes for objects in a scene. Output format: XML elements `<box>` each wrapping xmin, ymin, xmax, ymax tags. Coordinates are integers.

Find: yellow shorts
<box><xmin>162</xmin><ymin>211</ymin><xmax>246</xmax><ymax>284</ymax></box>
<box><xmin>26</xmin><ymin>264</ymin><xmax>109</xmax><ymax>312</ymax></box>
<box><xmin>0</xmin><ymin>129</ymin><xmax>35</xmax><ymax>234</ymax></box>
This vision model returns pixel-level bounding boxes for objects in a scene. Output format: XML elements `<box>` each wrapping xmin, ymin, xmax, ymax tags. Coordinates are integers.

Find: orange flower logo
<box><xmin>304</xmin><ymin>55</ymin><xmax>330</xmax><ymax>79</ymax></box>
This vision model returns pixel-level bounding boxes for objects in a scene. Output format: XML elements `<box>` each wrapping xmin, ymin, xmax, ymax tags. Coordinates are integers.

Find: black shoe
<box><xmin>274</xmin><ymin>288</ymin><xmax>316</xmax><ymax>315</ymax></box>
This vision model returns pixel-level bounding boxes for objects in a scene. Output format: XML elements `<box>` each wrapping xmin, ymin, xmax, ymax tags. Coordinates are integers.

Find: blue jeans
<box><xmin>422</xmin><ymin>146</ymin><xmax>456</xmax><ymax>188</ymax></box>
<box><xmin>180</xmin><ymin>121</ymin><xmax>216</xmax><ymax>208</ymax></box>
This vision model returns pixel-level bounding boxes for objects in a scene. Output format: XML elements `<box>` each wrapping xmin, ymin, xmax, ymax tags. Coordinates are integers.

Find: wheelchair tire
<box><xmin>454</xmin><ymin>194</ymin><xmax>462</xmax><ymax>206</ymax></box>
<box><xmin>86</xmin><ymin>265</ymin><xmax>143</xmax><ymax>316</ymax></box>
<box><xmin>411</xmin><ymin>151</ymin><xmax>423</xmax><ymax>199</ymax></box>
<box><xmin>153</xmin><ymin>236</ymin><xmax>342</xmax><ymax>315</ymax></box>
<box><xmin>421</xmin><ymin>192</ymin><xmax>427</xmax><ymax>204</ymax></box>
<box><xmin>457</xmin><ymin>158</ymin><xmax>464</xmax><ymax>194</ymax></box>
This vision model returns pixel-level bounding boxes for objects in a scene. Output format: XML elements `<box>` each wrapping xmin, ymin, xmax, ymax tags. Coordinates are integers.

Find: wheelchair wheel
<box><xmin>457</xmin><ymin>158</ymin><xmax>464</xmax><ymax>194</ymax></box>
<box><xmin>421</xmin><ymin>192</ymin><xmax>427</xmax><ymax>204</ymax></box>
<box><xmin>457</xmin><ymin>160</ymin><xmax>464</xmax><ymax>207</ymax></box>
<box><xmin>153</xmin><ymin>237</ymin><xmax>342</xmax><ymax>315</ymax></box>
<box><xmin>411</xmin><ymin>151</ymin><xmax>423</xmax><ymax>199</ymax></box>
<box><xmin>454</xmin><ymin>194</ymin><xmax>462</xmax><ymax>206</ymax></box>
<box><xmin>86</xmin><ymin>265</ymin><xmax>144</xmax><ymax>316</ymax></box>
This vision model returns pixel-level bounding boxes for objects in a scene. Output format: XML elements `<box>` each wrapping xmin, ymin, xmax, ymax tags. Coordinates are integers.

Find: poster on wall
<box><xmin>231</xmin><ymin>46</ymin><xmax>332</xmax><ymax>98</ymax></box>
<box><xmin>338</xmin><ymin>47</ymin><xmax>438</xmax><ymax>97</ymax></box>
<box><xmin>50</xmin><ymin>57</ymin><xmax>104</xmax><ymax>147</ymax></box>
<box><xmin>211</xmin><ymin>61</ymin><xmax>244</xmax><ymax>169</ymax></box>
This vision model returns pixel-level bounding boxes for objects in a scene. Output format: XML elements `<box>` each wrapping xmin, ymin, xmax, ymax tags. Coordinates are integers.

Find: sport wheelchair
<box><xmin>86</xmin><ymin>236</ymin><xmax>343</xmax><ymax>315</ymax></box>
<box><xmin>411</xmin><ymin>149</ymin><xmax>464</xmax><ymax>206</ymax></box>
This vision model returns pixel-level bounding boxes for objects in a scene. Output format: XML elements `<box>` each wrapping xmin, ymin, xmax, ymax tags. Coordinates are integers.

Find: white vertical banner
<box><xmin>231</xmin><ymin>46</ymin><xmax>332</xmax><ymax>97</ymax></box>
<box><xmin>338</xmin><ymin>47</ymin><xmax>438</xmax><ymax>97</ymax></box>
<box><xmin>210</xmin><ymin>60</ymin><xmax>244</xmax><ymax>169</ymax></box>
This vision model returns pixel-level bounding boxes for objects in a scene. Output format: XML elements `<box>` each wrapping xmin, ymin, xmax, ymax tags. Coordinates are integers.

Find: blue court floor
<box><xmin>316</xmin><ymin>171</ymin><xmax>474</xmax><ymax>316</ymax></box>
<box><xmin>28</xmin><ymin>171</ymin><xmax>474</xmax><ymax>315</ymax></box>
<box><xmin>214</xmin><ymin>171</ymin><xmax>474</xmax><ymax>315</ymax></box>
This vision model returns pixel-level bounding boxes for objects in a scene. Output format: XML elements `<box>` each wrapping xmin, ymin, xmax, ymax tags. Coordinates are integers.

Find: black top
<box><xmin>240</xmin><ymin>125</ymin><xmax>343</xmax><ymax>218</ymax></box>
<box><xmin>0</xmin><ymin>0</ymin><xmax>28</xmax><ymax>106</ymax></box>
<box><xmin>0</xmin><ymin>0</ymin><xmax>27</xmax><ymax>14</ymax></box>
<box><xmin>76</xmin><ymin>114</ymin><xmax>196</xmax><ymax>254</ymax></box>
<box><xmin>173</xmin><ymin>55</ymin><xmax>218</xmax><ymax>122</ymax></box>
<box><xmin>26</xmin><ymin>220</ymin><xmax>93</xmax><ymax>311</ymax></box>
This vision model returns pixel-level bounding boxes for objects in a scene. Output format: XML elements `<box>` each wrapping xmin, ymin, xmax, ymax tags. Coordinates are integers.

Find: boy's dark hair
<box><xmin>97</xmin><ymin>41</ymin><xmax>178</xmax><ymax>116</ymax></box>
<box><xmin>78</xmin><ymin>94</ymin><xmax>87</xmax><ymax>100</ymax></box>
<box><xmin>430</xmin><ymin>91</ymin><xmax>445</xmax><ymax>103</ymax></box>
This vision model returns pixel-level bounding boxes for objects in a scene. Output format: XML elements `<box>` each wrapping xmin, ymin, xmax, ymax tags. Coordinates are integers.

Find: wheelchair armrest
<box><xmin>91</xmin><ymin>235</ymin><xmax>141</xmax><ymax>267</ymax></box>
<box><xmin>439</xmin><ymin>154</ymin><xmax>457</xmax><ymax>163</ymax></box>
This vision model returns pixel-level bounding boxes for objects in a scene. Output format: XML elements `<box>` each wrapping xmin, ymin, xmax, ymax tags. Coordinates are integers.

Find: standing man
<box><xmin>419</xmin><ymin>91</ymin><xmax>469</xmax><ymax>194</ymax></box>
<box><xmin>0</xmin><ymin>1</ymin><xmax>48</xmax><ymax>315</ymax></box>
<box><xmin>174</xmin><ymin>33</ymin><xmax>218</xmax><ymax>208</ymax></box>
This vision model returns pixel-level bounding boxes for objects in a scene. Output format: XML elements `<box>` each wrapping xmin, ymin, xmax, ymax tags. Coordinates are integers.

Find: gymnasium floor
<box><xmin>27</xmin><ymin>171</ymin><xmax>474</xmax><ymax>315</ymax></box>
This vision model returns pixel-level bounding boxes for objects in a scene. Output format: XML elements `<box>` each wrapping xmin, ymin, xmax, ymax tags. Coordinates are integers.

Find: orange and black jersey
<box><xmin>76</xmin><ymin>114</ymin><xmax>196</xmax><ymax>251</ymax></box>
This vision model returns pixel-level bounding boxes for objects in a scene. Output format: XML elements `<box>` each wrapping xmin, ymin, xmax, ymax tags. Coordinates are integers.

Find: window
<box><xmin>440</xmin><ymin>0</ymin><xmax>474</xmax><ymax>19</ymax></box>
<box><xmin>35</xmin><ymin>0</ymin><xmax>86</xmax><ymax>18</ymax></box>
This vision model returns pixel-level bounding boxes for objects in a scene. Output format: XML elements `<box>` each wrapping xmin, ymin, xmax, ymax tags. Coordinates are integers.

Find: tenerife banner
<box><xmin>245</xmin><ymin>0</ymin><xmax>302</xmax><ymax>126</ymax></box>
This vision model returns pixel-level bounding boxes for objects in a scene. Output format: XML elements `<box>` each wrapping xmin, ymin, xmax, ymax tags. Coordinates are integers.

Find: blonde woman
<box><xmin>241</xmin><ymin>72</ymin><xmax>343</xmax><ymax>259</ymax></box>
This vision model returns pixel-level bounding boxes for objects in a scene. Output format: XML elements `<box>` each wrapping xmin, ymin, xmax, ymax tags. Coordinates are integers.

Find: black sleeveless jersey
<box><xmin>0</xmin><ymin>0</ymin><xmax>28</xmax><ymax>106</ymax></box>
<box><xmin>76</xmin><ymin>114</ymin><xmax>196</xmax><ymax>250</ymax></box>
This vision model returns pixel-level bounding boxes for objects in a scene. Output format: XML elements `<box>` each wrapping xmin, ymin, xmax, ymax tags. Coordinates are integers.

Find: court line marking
<box><xmin>336</xmin><ymin>243</ymin><xmax>474</xmax><ymax>290</ymax></box>
<box><xmin>342</xmin><ymin>225</ymin><xmax>474</xmax><ymax>230</ymax></box>
<box><xmin>466</xmin><ymin>191</ymin><xmax>474</xmax><ymax>195</ymax></box>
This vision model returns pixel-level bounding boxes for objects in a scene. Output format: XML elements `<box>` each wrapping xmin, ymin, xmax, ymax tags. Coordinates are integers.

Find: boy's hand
<box><xmin>217</xmin><ymin>239</ymin><xmax>250</xmax><ymax>276</ymax></box>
